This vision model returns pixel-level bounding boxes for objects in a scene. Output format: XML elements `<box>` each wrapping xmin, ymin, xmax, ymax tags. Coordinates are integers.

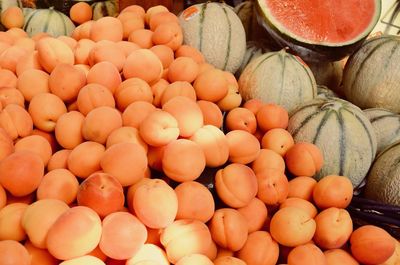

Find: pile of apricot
<box><xmin>0</xmin><ymin>3</ymin><xmax>398</xmax><ymax>265</ymax></box>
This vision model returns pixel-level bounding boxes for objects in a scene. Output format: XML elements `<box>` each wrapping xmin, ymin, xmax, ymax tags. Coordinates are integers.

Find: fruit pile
<box><xmin>0</xmin><ymin>1</ymin><xmax>399</xmax><ymax>265</ymax></box>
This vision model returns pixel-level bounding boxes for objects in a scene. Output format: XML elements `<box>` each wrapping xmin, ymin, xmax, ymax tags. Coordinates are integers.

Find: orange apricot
<box><xmin>209</xmin><ymin>208</ymin><xmax>248</xmax><ymax>251</ymax></box>
<box><xmin>47</xmin><ymin>149</ymin><xmax>71</xmax><ymax>171</ymax></box>
<box><xmin>193</xmin><ymin>69</ymin><xmax>228</xmax><ymax>102</ymax></box>
<box><xmin>261</xmin><ymin>128</ymin><xmax>295</xmax><ymax>156</ymax></box>
<box><xmin>118</xmin><ymin>12</ymin><xmax>145</xmax><ymax>40</ymax></box>
<box><xmin>100</xmin><ymin>142</ymin><xmax>148</xmax><ymax>187</ymax></box>
<box><xmin>160</xmin><ymin>219</ymin><xmax>213</xmax><ymax>264</ymax></box>
<box><xmin>46</xmin><ymin>206</ymin><xmax>102</xmax><ymax>260</ymax></box>
<box><xmin>106</xmin><ymin>126</ymin><xmax>148</xmax><ymax>153</ymax></box>
<box><xmin>128</xmin><ymin>29</ymin><xmax>154</xmax><ymax>49</ymax></box>
<box><xmin>215</xmin><ymin>163</ymin><xmax>258</xmax><ymax>208</ymax></box>
<box><xmin>59</xmin><ymin>255</ymin><xmax>105</xmax><ymax>265</ymax></box>
<box><xmin>133</xmin><ymin>178</ymin><xmax>178</xmax><ymax>229</ymax></box>
<box><xmin>55</xmin><ymin>110</ymin><xmax>85</xmax><ymax>149</ymax></box>
<box><xmin>87</xmin><ymin>61</ymin><xmax>122</xmax><ymax>94</ymax></box>
<box><xmin>0</xmin><ymin>87</ymin><xmax>24</xmax><ymax>108</ymax></box>
<box><xmin>36</xmin><ymin>37</ymin><xmax>74</xmax><ymax>73</ymax></box>
<box><xmin>0</xmin><ymin>103</ymin><xmax>33</xmax><ymax>140</ymax></box>
<box><xmin>196</xmin><ymin>100</ymin><xmax>224</xmax><ymax>128</ymax></box>
<box><xmin>24</xmin><ymin>240</ymin><xmax>59</xmax><ymax>265</ymax></box>
<box><xmin>313</xmin><ymin>207</ymin><xmax>353</xmax><ymax>249</ymax></box>
<box><xmin>225</xmin><ymin>107</ymin><xmax>257</xmax><ymax>134</ymax></box>
<box><xmin>150</xmin><ymin>79</ymin><xmax>169</xmax><ymax>107</ymax></box>
<box><xmin>161</xmin><ymin>82</ymin><xmax>196</xmax><ymax>108</ymax></box>
<box><xmin>152</xmin><ymin>22</ymin><xmax>183</xmax><ymax>51</ymax></box>
<box><xmin>123</xmin><ymin>49</ymin><xmax>163</xmax><ymax>85</ymax></box>
<box><xmin>146</xmin><ymin>145</ymin><xmax>166</xmax><ymax>171</ymax></box>
<box><xmin>90</xmin><ymin>16</ymin><xmax>123</xmax><ymax>42</ymax></box>
<box><xmin>0</xmin><ymin>127</ymin><xmax>13</xmax><ymax>162</ymax></box>
<box><xmin>174</xmin><ymin>181</ymin><xmax>215</xmax><ymax>223</ymax></box>
<box><xmin>226</xmin><ymin>129</ymin><xmax>261</xmax><ymax>164</ymax></box>
<box><xmin>162</xmin><ymin>95</ymin><xmax>204</xmax><ymax>137</ymax></box>
<box><xmin>21</xmin><ymin>199</ymin><xmax>70</xmax><ymax>249</ymax></box>
<box><xmin>270</xmin><ymin>207</ymin><xmax>316</xmax><ymax>247</ymax></box>
<box><xmin>15</xmin><ymin>50</ymin><xmax>43</xmax><ymax>76</ymax></box>
<box><xmin>76</xmin><ymin>83</ymin><xmax>115</xmax><ymax>115</ymax></box>
<box><xmin>175</xmin><ymin>254</ymin><xmax>213</xmax><ymax>265</ymax></box>
<box><xmin>88</xmin><ymin>42</ymin><xmax>126</xmax><ymax>72</ymax></box>
<box><xmin>17</xmin><ymin>68</ymin><xmax>50</xmax><ymax>101</ymax></box>
<box><xmin>149</xmin><ymin>11</ymin><xmax>178</xmax><ymax>31</ymax></box>
<box><xmin>122</xmin><ymin>100</ymin><xmax>156</xmax><ymax>128</ymax></box>
<box><xmin>175</xmin><ymin>45</ymin><xmax>205</xmax><ymax>64</ymax></box>
<box><xmin>28</xmin><ymin>92</ymin><xmax>67</xmax><ymax>132</ymax></box>
<box><xmin>0</xmin><ymin>68</ymin><xmax>17</xmax><ymax>87</ymax></box>
<box><xmin>36</xmin><ymin>168</ymin><xmax>79</xmax><ymax>204</ymax></box>
<box><xmin>243</xmin><ymin>98</ymin><xmax>264</xmax><ymax>114</ymax></box>
<box><xmin>256</xmin><ymin>103</ymin><xmax>289</xmax><ymax>131</ymax></box>
<box><xmin>350</xmin><ymin>225</ymin><xmax>396</xmax><ymax>265</ymax></box>
<box><xmin>237</xmin><ymin>231</ymin><xmax>279</xmax><ymax>265</ymax></box>
<box><xmin>167</xmin><ymin>56</ymin><xmax>199</xmax><ymax>83</ymax></box>
<box><xmin>139</xmin><ymin>109</ymin><xmax>179</xmax><ymax>146</ymax></box>
<box><xmin>57</xmin><ymin>36</ymin><xmax>78</xmax><ymax>50</ymax></box>
<box><xmin>115</xmin><ymin>77</ymin><xmax>153</xmax><ymax>111</ymax></box>
<box><xmin>116</xmin><ymin>41</ymin><xmax>140</xmax><ymax>57</ymax></box>
<box><xmin>0</xmin><ymin>151</ymin><xmax>44</xmax><ymax>196</ymax></box>
<box><xmin>144</xmin><ymin>5</ymin><xmax>169</xmax><ymax>24</ymax></box>
<box><xmin>217</xmin><ymin>84</ymin><xmax>242</xmax><ymax>111</ymax></box>
<box><xmin>74</xmin><ymin>39</ymin><xmax>95</xmax><ymax>65</ymax></box>
<box><xmin>1</xmin><ymin>6</ymin><xmax>24</xmax><ymax>29</ymax></box>
<box><xmin>214</xmin><ymin>256</ymin><xmax>246</xmax><ymax>265</ymax></box>
<box><xmin>49</xmin><ymin>63</ymin><xmax>86</xmax><ymax>102</ymax></box>
<box><xmin>0</xmin><ymin>202</ymin><xmax>28</xmax><ymax>241</ymax></box>
<box><xmin>287</xmin><ymin>243</ymin><xmax>326</xmax><ymax>265</ymax></box>
<box><xmin>14</xmin><ymin>134</ymin><xmax>52</xmax><ymax>165</ymax></box>
<box><xmin>324</xmin><ymin>249</ymin><xmax>359</xmax><ymax>265</ymax></box>
<box><xmin>121</xmin><ymin>4</ymin><xmax>145</xmax><ymax>17</ymax></box>
<box><xmin>189</xmin><ymin>125</ymin><xmax>229</xmax><ymax>168</ymax></box>
<box><xmin>67</xmin><ymin>141</ymin><xmax>105</xmax><ymax>179</ymax></box>
<box><xmin>237</xmin><ymin>197</ymin><xmax>268</xmax><ymax>233</ymax></box>
<box><xmin>0</xmin><ymin>240</ymin><xmax>30</xmax><ymax>265</ymax></box>
<box><xmin>256</xmin><ymin>169</ymin><xmax>289</xmax><ymax>205</ymax></box>
<box><xmin>162</xmin><ymin>139</ymin><xmax>206</xmax><ymax>182</ymax></box>
<box><xmin>280</xmin><ymin>197</ymin><xmax>318</xmax><ymax>219</ymax></box>
<box><xmin>70</xmin><ymin>2</ymin><xmax>92</xmax><ymax>24</ymax></box>
<box><xmin>288</xmin><ymin>176</ymin><xmax>317</xmax><ymax>201</ymax></box>
<box><xmin>125</xmin><ymin>243</ymin><xmax>169</xmax><ymax>265</ymax></box>
<box><xmin>285</xmin><ymin>142</ymin><xmax>324</xmax><ymax>177</ymax></box>
<box><xmin>150</xmin><ymin>44</ymin><xmax>174</xmax><ymax>69</ymax></box>
<box><xmin>252</xmin><ymin>148</ymin><xmax>286</xmax><ymax>174</ymax></box>
<box><xmin>312</xmin><ymin>175</ymin><xmax>353</xmax><ymax>209</ymax></box>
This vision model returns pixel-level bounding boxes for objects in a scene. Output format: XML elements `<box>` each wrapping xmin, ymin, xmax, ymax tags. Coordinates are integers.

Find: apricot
<box><xmin>0</xmin><ymin>87</ymin><xmax>25</xmax><ymax>107</ymax></box>
<box><xmin>150</xmin><ymin>44</ymin><xmax>174</xmax><ymax>69</ymax></box>
<box><xmin>106</xmin><ymin>126</ymin><xmax>148</xmax><ymax>153</ymax></box>
<box><xmin>100</xmin><ymin>142</ymin><xmax>148</xmax><ymax>187</ymax></box>
<box><xmin>193</xmin><ymin>69</ymin><xmax>228</xmax><ymax>102</ymax></box>
<box><xmin>285</xmin><ymin>142</ymin><xmax>324</xmax><ymax>177</ymax></box>
<box><xmin>313</xmin><ymin>207</ymin><xmax>353</xmax><ymax>249</ymax></box>
<box><xmin>252</xmin><ymin>148</ymin><xmax>286</xmax><ymax>174</ymax></box>
<box><xmin>121</xmin><ymin>4</ymin><xmax>145</xmax><ymax>17</ymax></box>
<box><xmin>0</xmin><ymin>202</ymin><xmax>27</xmax><ymax>241</ymax></box>
<box><xmin>0</xmin><ymin>103</ymin><xmax>33</xmax><ymax>140</ymax></box>
<box><xmin>256</xmin><ymin>103</ymin><xmax>289</xmax><ymax>131</ymax></box>
<box><xmin>76</xmin><ymin>83</ymin><xmax>116</xmax><ymax>116</ymax></box>
<box><xmin>214</xmin><ymin>256</ymin><xmax>246</xmax><ymax>265</ymax></box>
<box><xmin>133</xmin><ymin>178</ymin><xmax>178</xmax><ymax>229</ymax></box>
<box><xmin>152</xmin><ymin>22</ymin><xmax>183</xmax><ymax>51</ymax></box>
<box><xmin>24</xmin><ymin>240</ymin><xmax>59</xmax><ymax>265</ymax></box>
<box><xmin>46</xmin><ymin>206</ymin><xmax>102</xmax><ymax>260</ymax></box>
<box><xmin>270</xmin><ymin>207</ymin><xmax>316</xmax><ymax>247</ymax></box>
<box><xmin>237</xmin><ymin>197</ymin><xmax>268</xmax><ymax>233</ymax></box>
<box><xmin>261</xmin><ymin>128</ymin><xmax>295</xmax><ymax>156</ymax></box>
<box><xmin>47</xmin><ymin>149</ymin><xmax>71</xmax><ymax>171</ymax></box>
<box><xmin>118</xmin><ymin>12</ymin><xmax>145</xmax><ymax>40</ymax></box>
<box><xmin>88</xmin><ymin>44</ymin><xmax>126</xmax><ymax>72</ymax></box>
<box><xmin>256</xmin><ymin>169</ymin><xmax>289</xmax><ymax>205</ymax></box>
<box><xmin>100</xmin><ymin>211</ymin><xmax>147</xmax><ymax>260</ymax></box>
<box><xmin>77</xmin><ymin>172</ymin><xmax>124</xmax><ymax>217</ymax></box>
<box><xmin>82</xmin><ymin>106</ymin><xmax>122</xmax><ymax>144</ymax></box>
<box><xmin>280</xmin><ymin>197</ymin><xmax>318</xmax><ymax>218</ymax></box>
<box><xmin>67</xmin><ymin>141</ymin><xmax>105</xmax><ymax>179</ymax></box>
<box><xmin>15</xmin><ymin>50</ymin><xmax>43</xmax><ymax>76</ymax></box>
<box><xmin>59</xmin><ymin>256</ymin><xmax>105</xmax><ymax>265</ymax></box>
<box><xmin>350</xmin><ymin>225</ymin><xmax>396</xmax><ymax>265</ymax></box>
<box><xmin>70</xmin><ymin>2</ymin><xmax>92</xmax><ymax>24</ymax></box>
<box><xmin>149</xmin><ymin>11</ymin><xmax>178</xmax><ymax>31</ymax></box>
<box><xmin>225</xmin><ymin>107</ymin><xmax>257</xmax><ymax>134</ymax></box>
<box><xmin>160</xmin><ymin>219</ymin><xmax>213</xmax><ymax>264</ymax></box>
<box><xmin>313</xmin><ymin>175</ymin><xmax>354</xmax><ymax>209</ymax></box>
<box><xmin>175</xmin><ymin>45</ymin><xmax>205</xmax><ymax>64</ymax></box>
<box><xmin>57</xmin><ymin>36</ymin><xmax>78</xmax><ymax>50</ymax></box>
<box><xmin>217</xmin><ymin>84</ymin><xmax>242</xmax><ymax>111</ymax></box>
<box><xmin>74</xmin><ymin>39</ymin><xmax>95</xmax><ymax>65</ymax></box>
<box><xmin>237</xmin><ymin>231</ymin><xmax>279</xmax><ymax>265</ymax></box>
<box><xmin>0</xmin><ymin>45</ymin><xmax>28</xmax><ymax>73</ymax></box>
<box><xmin>123</xmin><ymin>49</ymin><xmax>163</xmax><ymax>85</ymax></box>
<box><xmin>0</xmin><ymin>127</ymin><xmax>14</xmax><ymax>161</ymax></box>
<box><xmin>36</xmin><ymin>168</ymin><xmax>79</xmax><ymax>204</ymax></box>
<box><xmin>1</xmin><ymin>7</ymin><xmax>24</xmax><ymax>29</ymax></box>
<box><xmin>28</xmin><ymin>92</ymin><xmax>67</xmax><ymax>132</ymax></box>
<box><xmin>174</xmin><ymin>181</ymin><xmax>215</xmax><ymax>223</ymax></box>
<box><xmin>49</xmin><ymin>63</ymin><xmax>86</xmax><ymax>102</ymax></box>
<box><xmin>324</xmin><ymin>249</ymin><xmax>359</xmax><ymax>265</ymax></box>
<box><xmin>160</xmin><ymin>81</ymin><xmax>197</xmax><ymax>106</ymax></box>
<box><xmin>226</xmin><ymin>129</ymin><xmax>260</xmax><ymax>164</ymax></box>
<box><xmin>168</xmin><ymin>57</ymin><xmax>199</xmax><ymax>83</ymax></box>
<box><xmin>128</xmin><ymin>29</ymin><xmax>154</xmax><ymax>49</ymax></box>
<box><xmin>90</xmin><ymin>16</ymin><xmax>123</xmax><ymax>42</ymax></box>
<box><xmin>243</xmin><ymin>98</ymin><xmax>264</xmax><ymax>114</ymax></box>
<box><xmin>0</xmin><ymin>150</ymin><xmax>44</xmax><ymax>196</ymax></box>
<box><xmin>0</xmin><ymin>68</ymin><xmax>17</xmax><ymax>87</ymax></box>
<box><xmin>55</xmin><ymin>111</ymin><xmax>84</xmax><ymax>149</ymax></box>
<box><xmin>36</xmin><ymin>37</ymin><xmax>74</xmax><ymax>73</ymax></box>
<box><xmin>175</xmin><ymin>254</ymin><xmax>213</xmax><ymax>265</ymax></box>
<box><xmin>197</xmin><ymin>100</ymin><xmax>224</xmax><ymax>128</ymax></box>
<box><xmin>115</xmin><ymin>77</ymin><xmax>153</xmax><ymax>111</ymax></box>
<box><xmin>287</xmin><ymin>243</ymin><xmax>326</xmax><ymax>265</ymax></box>
<box><xmin>288</xmin><ymin>176</ymin><xmax>317</xmax><ymax>201</ymax></box>
<box><xmin>0</xmin><ymin>240</ymin><xmax>30</xmax><ymax>265</ymax></box>
<box><xmin>0</xmin><ymin>185</ymin><xmax>6</xmax><ymax>210</ymax></box>
<box><xmin>14</xmin><ymin>134</ymin><xmax>52</xmax><ymax>165</ymax></box>
<box><xmin>126</xmin><ymin>244</ymin><xmax>169</xmax><ymax>265</ymax></box>
<box><xmin>116</xmin><ymin>41</ymin><xmax>140</xmax><ymax>57</ymax></box>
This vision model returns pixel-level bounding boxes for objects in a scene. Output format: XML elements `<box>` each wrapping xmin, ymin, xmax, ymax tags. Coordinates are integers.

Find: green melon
<box><xmin>91</xmin><ymin>0</ymin><xmax>118</xmax><ymax>20</ymax></box>
<box><xmin>178</xmin><ymin>2</ymin><xmax>246</xmax><ymax>73</ymax></box>
<box><xmin>342</xmin><ymin>35</ymin><xmax>400</xmax><ymax>113</ymax></box>
<box><xmin>238</xmin><ymin>48</ymin><xmax>317</xmax><ymax>113</ymax></box>
<box><xmin>316</xmin><ymin>85</ymin><xmax>338</xmax><ymax>99</ymax></box>
<box><xmin>363</xmin><ymin>108</ymin><xmax>400</xmax><ymax>155</ymax></box>
<box><xmin>0</xmin><ymin>0</ymin><xmax>23</xmax><ymax>12</ymax></box>
<box><xmin>235</xmin><ymin>40</ymin><xmax>271</xmax><ymax>78</ymax></box>
<box><xmin>254</xmin><ymin>0</ymin><xmax>381</xmax><ymax>62</ymax></box>
<box><xmin>23</xmin><ymin>7</ymin><xmax>75</xmax><ymax>37</ymax></box>
<box><xmin>364</xmin><ymin>140</ymin><xmax>400</xmax><ymax>206</ymax></box>
<box><xmin>287</xmin><ymin>97</ymin><xmax>377</xmax><ymax>187</ymax></box>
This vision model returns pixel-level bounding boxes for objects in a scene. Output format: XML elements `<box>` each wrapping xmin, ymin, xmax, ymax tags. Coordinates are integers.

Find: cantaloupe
<box><xmin>316</xmin><ymin>85</ymin><xmax>338</xmax><ymax>100</ymax></box>
<box><xmin>287</xmin><ymin>97</ymin><xmax>377</xmax><ymax>187</ymax></box>
<box><xmin>238</xmin><ymin>48</ymin><xmax>317</xmax><ymax>113</ymax></box>
<box><xmin>178</xmin><ymin>2</ymin><xmax>246</xmax><ymax>73</ymax></box>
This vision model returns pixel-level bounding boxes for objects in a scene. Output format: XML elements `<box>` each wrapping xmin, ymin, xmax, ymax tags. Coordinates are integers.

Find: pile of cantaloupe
<box><xmin>0</xmin><ymin>2</ymin><xmax>398</xmax><ymax>265</ymax></box>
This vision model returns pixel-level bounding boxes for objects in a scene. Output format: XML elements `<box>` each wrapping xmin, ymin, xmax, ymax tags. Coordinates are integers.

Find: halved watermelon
<box><xmin>255</xmin><ymin>0</ymin><xmax>381</xmax><ymax>62</ymax></box>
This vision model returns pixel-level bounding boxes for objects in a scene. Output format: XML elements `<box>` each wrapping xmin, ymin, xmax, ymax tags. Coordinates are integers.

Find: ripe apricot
<box><xmin>225</xmin><ymin>107</ymin><xmax>257</xmax><ymax>134</ymax></box>
<box><xmin>49</xmin><ymin>63</ymin><xmax>86</xmax><ymax>102</ymax></box>
<box><xmin>0</xmin><ymin>87</ymin><xmax>24</xmax><ymax>108</ymax></box>
<box><xmin>168</xmin><ymin>57</ymin><xmax>199</xmax><ymax>83</ymax></box>
<box><xmin>256</xmin><ymin>169</ymin><xmax>289</xmax><ymax>205</ymax></box>
<box><xmin>115</xmin><ymin>78</ymin><xmax>153</xmax><ymax>111</ymax></box>
<box><xmin>117</xmin><ymin>41</ymin><xmax>140</xmax><ymax>57</ymax></box>
<box><xmin>217</xmin><ymin>84</ymin><xmax>242</xmax><ymax>111</ymax></box>
<box><xmin>280</xmin><ymin>197</ymin><xmax>318</xmax><ymax>218</ymax></box>
<box><xmin>118</xmin><ymin>12</ymin><xmax>145</xmax><ymax>40</ymax></box>
<box><xmin>70</xmin><ymin>2</ymin><xmax>92</xmax><ymax>24</ymax></box>
<box><xmin>175</xmin><ymin>254</ymin><xmax>213</xmax><ymax>265</ymax></box>
<box><xmin>59</xmin><ymin>256</ymin><xmax>105</xmax><ymax>265</ymax></box>
<box><xmin>0</xmin><ymin>45</ymin><xmax>28</xmax><ymax>73</ymax></box>
<box><xmin>55</xmin><ymin>111</ymin><xmax>85</xmax><ymax>149</ymax></box>
<box><xmin>67</xmin><ymin>141</ymin><xmax>105</xmax><ymax>179</ymax></box>
<box><xmin>76</xmin><ymin>83</ymin><xmax>116</xmax><ymax>116</ymax></box>
<box><xmin>256</xmin><ymin>103</ymin><xmax>289</xmax><ymax>131</ymax></box>
<box><xmin>237</xmin><ymin>197</ymin><xmax>268</xmax><ymax>233</ymax></box>
<box><xmin>175</xmin><ymin>45</ymin><xmax>205</xmax><ymax>64</ymax></box>
<box><xmin>252</xmin><ymin>148</ymin><xmax>286</xmax><ymax>174</ymax></box>
<box><xmin>90</xmin><ymin>16</ymin><xmax>123</xmax><ymax>42</ymax></box>
<box><xmin>88</xmin><ymin>43</ymin><xmax>126</xmax><ymax>72</ymax></box>
<box><xmin>0</xmin><ymin>68</ymin><xmax>17</xmax><ymax>87</ymax></box>
<box><xmin>237</xmin><ymin>231</ymin><xmax>279</xmax><ymax>265</ymax></box>
<box><xmin>36</xmin><ymin>168</ymin><xmax>79</xmax><ymax>204</ymax></box>
<box><xmin>36</xmin><ymin>37</ymin><xmax>74</xmax><ymax>73</ymax></box>
<box><xmin>0</xmin><ymin>240</ymin><xmax>30</xmax><ymax>265</ymax></box>
<box><xmin>287</xmin><ymin>243</ymin><xmax>326</xmax><ymax>265</ymax></box>
<box><xmin>126</xmin><ymin>243</ymin><xmax>169</xmax><ymax>265</ymax></box>
<box><xmin>139</xmin><ymin>110</ymin><xmax>179</xmax><ymax>146</ymax></box>
<box><xmin>151</xmin><ymin>79</ymin><xmax>169</xmax><ymax>107</ymax></box>
<box><xmin>261</xmin><ymin>128</ymin><xmax>295</xmax><ymax>156</ymax></box>
<box><xmin>214</xmin><ymin>256</ymin><xmax>246</xmax><ymax>265</ymax></box>
<box><xmin>1</xmin><ymin>7</ymin><xmax>24</xmax><ymax>29</ymax></box>
<box><xmin>285</xmin><ymin>142</ymin><xmax>324</xmax><ymax>177</ymax></box>
<box><xmin>87</xmin><ymin>61</ymin><xmax>122</xmax><ymax>94</ymax></box>
<box><xmin>150</xmin><ymin>44</ymin><xmax>174</xmax><ymax>69</ymax></box>
<box><xmin>193</xmin><ymin>69</ymin><xmax>228</xmax><ymax>102</ymax></box>
<box><xmin>24</xmin><ymin>240</ymin><xmax>59</xmax><ymax>265</ymax></box>
<box><xmin>243</xmin><ymin>98</ymin><xmax>264</xmax><ymax>114</ymax></box>
<box><xmin>128</xmin><ymin>29</ymin><xmax>154</xmax><ymax>49</ymax></box>
<box><xmin>288</xmin><ymin>176</ymin><xmax>317</xmax><ymax>201</ymax></box>
<box><xmin>0</xmin><ymin>103</ymin><xmax>33</xmax><ymax>140</ymax></box>
<box><xmin>324</xmin><ymin>249</ymin><xmax>359</xmax><ymax>265</ymax></box>
<box><xmin>106</xmin><ymin>126</ymin><xmax>148</xmax><ymax>153</ymax></box>
<box><xmin>226</xmin><ymin>129</ymin><xmax>260</xmax><ymax>164</ymax></box>
<box><xmin>160</xmin><ymin>81</ymin><xmax>196</xmax><ymax>106</ymax></box>
<box><xmin>0</xmin><ymin>127</ymin><xmax>14</xmax><ymax>161</ymax></box>
<box><xmin>197</xmin><ymin>100</ymin><xmax>224</xmax><ymax>128</ymax></box>
<box><xmin>313</xmin><ymin>175</ymin><xmax>353</xmax><ymax>209</ymax></box>
<box><xmin>14</xmin><ymin>134</ymin><xmax>52</xmax><ymax>165</ymax></box>
<box><xmin>0</xmin><ymin>202</ymin><xmax>28</xmax><ymax>241</ymax></box>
